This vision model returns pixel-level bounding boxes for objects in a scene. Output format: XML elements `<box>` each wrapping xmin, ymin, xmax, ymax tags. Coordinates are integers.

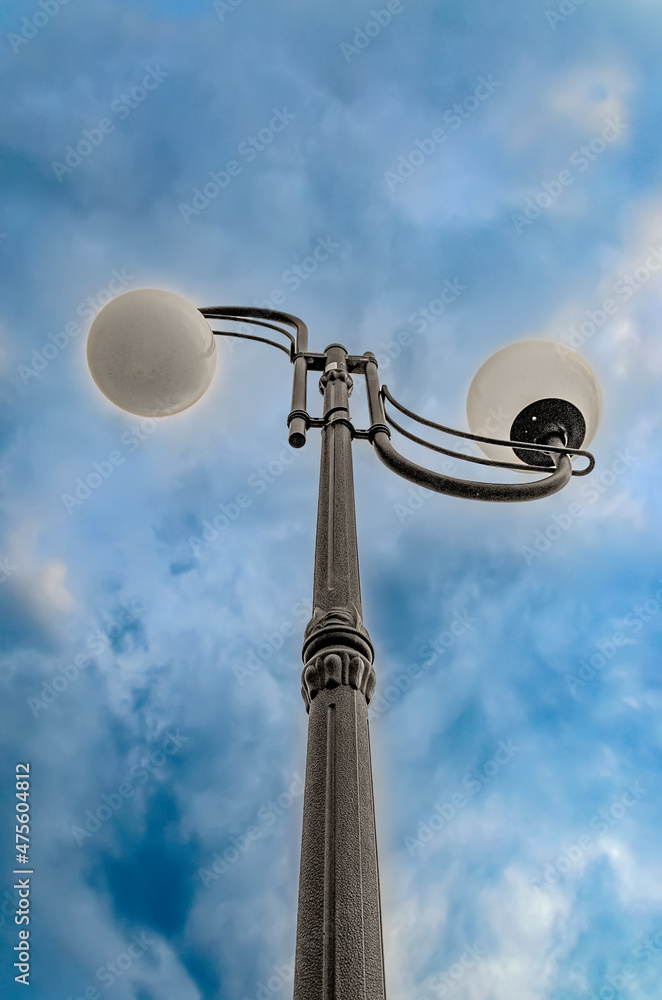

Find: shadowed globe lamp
<box><xmin>87</xmin><ymin>288</ymin><xmax>217</xmax><ymax>417</ymax></box>
<box><xmin>466</xmin><ymin>339</ymin><xmax>602</xmax><ymax>468</ymax></box>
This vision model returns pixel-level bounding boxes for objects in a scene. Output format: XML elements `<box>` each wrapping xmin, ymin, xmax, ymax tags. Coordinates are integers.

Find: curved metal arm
<box><xmin>209</xmin><ymin>328</ymin><xmax>293</xmax><ymax>357</ymax></box>
<box><xmin>199</xmin><ymin>306</ymin><xmax>308</xmax><ymax>354</ymax></box>
<box><xmin>381</xmin><ymin>384</ymin><xmax>594</xmax><ymax>476</ymax></box>
<box><xmin>200</xmin><ymin>306</ymin><xmax>311</xmax><ymax>448</ymax></box>
<box><xmin>371</xmin><ymin>428</ymin><xmax>572</xmax><ymax>502</ymax></box>
<box><xmin>364</xmin><ymin>355</ymin><xmax>574</xmax><ymax>502</ymax></box>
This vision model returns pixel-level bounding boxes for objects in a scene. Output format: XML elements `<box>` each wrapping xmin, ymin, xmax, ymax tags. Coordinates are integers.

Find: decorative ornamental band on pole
<box><xmin>85</xmin><ymin>290</ymin><xmax>601</xmax><ymax>999</ymax></box>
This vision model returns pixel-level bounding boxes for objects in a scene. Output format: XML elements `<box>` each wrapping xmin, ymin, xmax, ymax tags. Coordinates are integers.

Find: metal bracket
<box><xmin>202</xmin><ymin>308</ymin><xmax>596</xmax><ymax>502</ymax></box>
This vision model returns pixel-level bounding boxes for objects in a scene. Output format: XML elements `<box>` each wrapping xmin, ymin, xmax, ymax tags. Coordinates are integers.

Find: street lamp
<box><xmin>87</xmin><ymin>288</ymin><xmax>601</xmax><ymax>1000</ymax></box>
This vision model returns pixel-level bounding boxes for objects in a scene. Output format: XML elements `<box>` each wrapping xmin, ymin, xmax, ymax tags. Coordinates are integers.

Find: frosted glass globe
<box><xmin>466</xmin><ymin>340</ymin><xmax>601</xmax><ymax>464</ymax></box>
<box><xmin>87</xmin><ymin>289</ymin><xmax>216</xmax><ymax>417</ymax></box>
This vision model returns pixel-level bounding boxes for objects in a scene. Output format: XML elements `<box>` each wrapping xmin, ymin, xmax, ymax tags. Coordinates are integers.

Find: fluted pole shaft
<box><xmin>293</xmin><ymin>345</ymin><xmax>387</xmax><ymax>1000</ymax></box>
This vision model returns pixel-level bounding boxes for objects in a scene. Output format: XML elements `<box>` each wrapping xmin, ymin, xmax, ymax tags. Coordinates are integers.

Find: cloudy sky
<box><xmin>1</xmin><ymin>0</ymin><xmax>661</xmax><ymax>997</ymax></box>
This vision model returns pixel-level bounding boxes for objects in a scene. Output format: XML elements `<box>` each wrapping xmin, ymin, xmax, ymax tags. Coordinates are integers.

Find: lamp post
<box><xmin>87</xmin><ymin>289</ymin><xmax>601</xmax><ymax>1000</ymax></box>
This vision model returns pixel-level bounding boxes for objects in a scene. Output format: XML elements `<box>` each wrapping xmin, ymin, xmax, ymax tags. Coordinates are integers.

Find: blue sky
<box><xmin>1</xmin><ymin>0</ymin><xmax>661</xmax><ymax>997</ymax></box>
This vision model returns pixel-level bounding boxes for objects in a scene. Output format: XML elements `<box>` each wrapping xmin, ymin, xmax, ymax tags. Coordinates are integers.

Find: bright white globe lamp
<box><xmin>466</xmin><ymin>340</ymin><xmax>602</xmax><ymax>467</ymax></box>
<box><xmin>87</xmin><ymin>288</ymin><xmax>217</xmax><ymax>417</ymax></box>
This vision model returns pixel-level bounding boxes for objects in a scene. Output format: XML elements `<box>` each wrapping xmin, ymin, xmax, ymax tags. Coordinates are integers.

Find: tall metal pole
<box><xmin>293</xmin><ymin>345</ymin><xmax>387</xmax><ymax>1000</ymax></box>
